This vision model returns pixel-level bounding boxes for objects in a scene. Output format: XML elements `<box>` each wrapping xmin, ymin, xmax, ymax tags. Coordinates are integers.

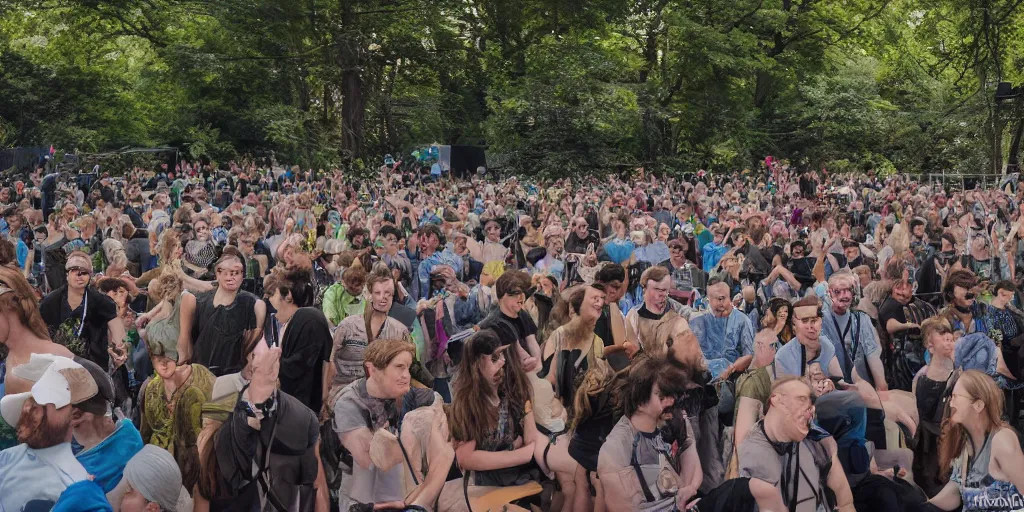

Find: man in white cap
<box><xmin>119</xmin><ymin>445</ymin><xmax>193</xmax><ymax>512</ymax></box>
<box><xmin>0</xmin><ymin>353</ymin><xmax>95</xmax><ymax>510</ymax></box>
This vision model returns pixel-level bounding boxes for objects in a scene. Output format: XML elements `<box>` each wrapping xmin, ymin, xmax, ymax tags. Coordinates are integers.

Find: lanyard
<box><xmin>830</xmin><ymin>313</ymin><xmax>860</xmax><ymax>379</ymax></box>
<box><xmin>799</xmin><ymin>342</ymin><xmax>822</xmax><ymax>377</ymax></box>
<box><xmin>73</xmin><ymin>290</ymin><xmax>89</xmax><ymax>338</ymax></box>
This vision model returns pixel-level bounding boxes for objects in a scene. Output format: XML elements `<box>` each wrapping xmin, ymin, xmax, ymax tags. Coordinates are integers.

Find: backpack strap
<box><xmin>630</xmin><ymin>434</ymin><xmax>657</xmax><ymax>503</ymax></box>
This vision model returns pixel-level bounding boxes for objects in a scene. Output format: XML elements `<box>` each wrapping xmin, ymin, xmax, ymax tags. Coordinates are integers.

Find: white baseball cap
<box><xmin>0</xmin><ymin>354</ymin><xmax>97</xmax><ymax>427</ymax></box>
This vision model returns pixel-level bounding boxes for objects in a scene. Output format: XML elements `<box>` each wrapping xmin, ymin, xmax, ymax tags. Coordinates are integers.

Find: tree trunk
<box><xmin>340</xmin><ymin>66</ymin><xmax>365</xmax><ymax>157</ymax></box>
<box><xmin>338</xmin><ymin>6</ymin><xmax>364</xmax><ymax>158</ymax></box>
<box><xmin>1007</xmin><ymin>113</ymin><xmax>1024</xmax><ymax>173</ymax></box>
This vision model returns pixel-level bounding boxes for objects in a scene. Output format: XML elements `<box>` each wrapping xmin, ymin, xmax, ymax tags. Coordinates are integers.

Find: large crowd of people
<box><xmin>1</xmin><ymin>158</ymin><xmax>1024</xmax><ymax>512</ymax></box>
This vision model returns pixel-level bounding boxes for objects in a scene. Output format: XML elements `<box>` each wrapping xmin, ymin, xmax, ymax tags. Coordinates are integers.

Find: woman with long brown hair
<box><xmin>438</xmin><ymin>329</ymin><xmax>558</xmax><ymax>511</ymax></box>
<box><xmin>925</xmin><ymin>370</ymin><xmax>1024</xmax><ymax>511</ymax></box>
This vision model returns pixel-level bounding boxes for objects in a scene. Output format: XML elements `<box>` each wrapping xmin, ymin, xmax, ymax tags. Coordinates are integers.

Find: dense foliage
<box><xmin>1</xmin><ymin>0</ymin><xmax>1022</xmax><ymax>176</ymax></box>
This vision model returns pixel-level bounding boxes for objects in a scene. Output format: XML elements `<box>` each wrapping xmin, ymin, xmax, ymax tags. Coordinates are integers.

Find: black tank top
<box><xmin>191</xmin><ymin>289</ymin><xmax>259</xmax><ymax>376</ymax></box>
<box><xmin>915</xmin><ymin>371</ymin><xmax>953</xmax><ymax>427</ymax></box>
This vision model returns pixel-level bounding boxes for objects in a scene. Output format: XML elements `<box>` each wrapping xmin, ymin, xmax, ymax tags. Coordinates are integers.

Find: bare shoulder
<box><xmin>993</xmin><ymin>428</ymin><xmax>1022</xmax><ymax>453</ymax></box>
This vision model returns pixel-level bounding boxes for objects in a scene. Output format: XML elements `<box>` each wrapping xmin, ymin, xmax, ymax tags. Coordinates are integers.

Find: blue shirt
<box><xmin>702</xmin><ymin>242</ymin><xmax>728</xmax><ymax>273</ymax></box>
<box><xmin>690</xmin><ymin>309</ymin><xmax>755</xmax><ymax>379</ymax></box>
<box><xmin>775</xmin><ymin>335</ymin><xmax>838</xmax><ymax>377</ymax></box>
<box><xmin>820</xmin><ymin>308</ymin><xmax>879</xmax><ymax>383</ymax></box>
<box><xmin>414</xmin><ymin>248</ymin><xmax>464</xmax><ymax>301</ymax></box>
<box><xmin>52</xmin><ymin>480</ymin><xmax>113</xmax><ymax>512</ymax></box>
<box><xmin>74</xmin><ymin>419</ymin><xmax>144</xmax><ymax>493</ymax></box>
<box><xmin>634</xmin><ymin>241</ymin><xmax>671</xmax><ymax>265</ymax></box>
<box><xmin>0</xmin><ymin>442</ymin><xmax>89</xmax><ymax>512</ymax></box>
<box><xmin>13</xmin><ymin>238</ymin><xmax>27</xmax><ymax>268</ymax></box>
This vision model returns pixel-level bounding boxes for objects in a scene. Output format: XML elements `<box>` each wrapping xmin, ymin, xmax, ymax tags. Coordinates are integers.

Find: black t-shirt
<box><xmin>878</xmin><ymin>297</ymin><xmax>907</xmax><ymax>335</ymax></box>
<box><xmin>787</xmin><ymin>256</ymin><xmax>818</xmax><ymax>289</ymax></box>
<box><xmin>479</xmin><ymin>308</ymin><xmax>538</xmax><ymax>352</ymax></box>
<box><xmin>270</xmin><ymin>308</ymin><xmax>333</xmax><ymax>413</ymax></box>
<box><xmin>39</xmin><ymin>286</ymin><xmax>119</xmax><ymax>369</ymax></box>
<box><xmin>191</xmin><ymin>289</ymin><xmax>260</xmax><ymax>376</ymax></box>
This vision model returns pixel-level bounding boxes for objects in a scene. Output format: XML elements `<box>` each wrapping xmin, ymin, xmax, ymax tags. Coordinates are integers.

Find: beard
<box><xmin>16</xmin><ymin>405</ymin><xmax>71</xmax><ymax>449</ymax></box>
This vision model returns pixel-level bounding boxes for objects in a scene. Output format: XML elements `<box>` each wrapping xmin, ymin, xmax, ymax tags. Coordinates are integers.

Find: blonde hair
<box><xmin>149</xmin><ymin>271</ymin><xmax>184</xmax><ymax>304</ymax></box>
<box><xmin>156</xmin><ymin>230</ymin><xmax>181</xmax><ymax>267</ymax></box>
<box><xmin>887</xmin><ymin>223</ymin><xmax>910</xmax><ymax>257</ymax></box>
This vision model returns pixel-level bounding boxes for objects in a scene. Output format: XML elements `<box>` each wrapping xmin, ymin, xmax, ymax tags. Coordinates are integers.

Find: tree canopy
<box><xmin>1</xmin><ymin>0</ymin><xmax>1022</xmax><ymax>176</ymax></box>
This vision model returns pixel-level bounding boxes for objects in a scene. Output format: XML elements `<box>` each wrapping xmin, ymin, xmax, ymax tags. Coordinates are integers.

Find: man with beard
<box><xmin>0</xmin><ymin>354</ymin><xmax>99</xmax><ymax>510</ymax></box>
<box><xmin>821</xmin><ymin>271</ymin><xmax>886</xmax><ymax>388</ymax></box>
<box><xmin>737</xmin><ymin>226</ymin><xmax>771</xmax><ymax>285</ymax></box>
<box><xmin>776</xmin><ymin>295</ymin><xmax>844</xmax><ymax>380</ymax></box>
<box><xmin>690</xmin><ymin>277</ymin><xmax>755</xmax><ymax>380</ymax></box>
<box><xmin>738</xmin><ymin>377</ymin><xmax>855</xmax><ymax>512</ymax></box>
<box><xmin>598</xmin><ymin>356</ymin><xmax>700</xmax><ymax>510</ymax></box>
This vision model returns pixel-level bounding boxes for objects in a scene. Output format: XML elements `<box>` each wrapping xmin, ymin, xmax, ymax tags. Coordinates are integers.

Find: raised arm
<box><xmin>177</xmin><ymin>292</ymin><xmax>197</xmax><ymax>363</ymax></box>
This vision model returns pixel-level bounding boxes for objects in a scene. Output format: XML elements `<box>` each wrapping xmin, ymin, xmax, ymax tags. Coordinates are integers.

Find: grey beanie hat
<box><xmin>123</xmin><ymin>445</ymin><xmax>183</xmax><ymax>511</ymax></box>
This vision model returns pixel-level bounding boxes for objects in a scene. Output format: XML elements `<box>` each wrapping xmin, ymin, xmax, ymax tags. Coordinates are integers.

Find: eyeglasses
<box><xmin>67</xmin><ymin>267</ymin><xmax>92</xmax><ymax>277</ymax></box>
<box><xmin>830</xmin><ymin>287</ymin><xmax>854</xmax><ymax>296</ymax></box>
<box><xmin>951</xmin><ymin>392</ymin><xmax>976</xmax><ymax>402</ymax></box>
<box><xmin>489</xmin><ymin>351</ymin><xmax>506</xmax><ymax>364</ymax></box>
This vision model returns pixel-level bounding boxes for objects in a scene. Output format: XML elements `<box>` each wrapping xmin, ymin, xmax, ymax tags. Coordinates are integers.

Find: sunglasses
<box><xmin>67</xmin><ymin>267</ymin><xmax>92</xmax><ymax>277</ymax></box>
